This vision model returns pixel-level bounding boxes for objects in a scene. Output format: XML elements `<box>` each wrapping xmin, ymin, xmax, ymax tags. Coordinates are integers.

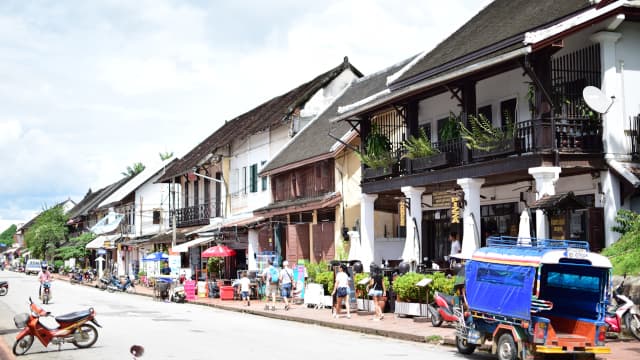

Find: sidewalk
<box><xmin>51</xmin><ymin>275</ymin><xmax>640</xmax><ymax>359</ymax></box>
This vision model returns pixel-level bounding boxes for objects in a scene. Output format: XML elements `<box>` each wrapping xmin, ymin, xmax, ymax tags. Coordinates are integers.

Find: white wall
<box><xmin>618</xmin><ymin>22</ymin><xmax>640</xmax><ymax>155</ymax></box>
<box><xmin>476</xmin><ymin>68</ymin><xmax>532</xmax><ymax>125</ymax></box>
<box><xmin>135</xmin><ymin>172</ymin><xmax>172</xmax><ymax>236</ymax></box>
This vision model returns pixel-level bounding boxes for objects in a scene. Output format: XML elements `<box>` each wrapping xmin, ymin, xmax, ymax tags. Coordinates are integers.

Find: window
<box><xmin>153</xmin><ymin>210</ymin><xmax>161</xmax><ymax>225</ymax></box>
<box><xmin>249</xmin><ymin>164</ymin><xmax>258</xmax><ymax>193</ymax></box>
<box><xmin>242</xmin><ymin>166</ymin><xmax>247</xmax><ymax>194</ymax></box>
<box><xmin>478</xmin><ymin>105</ymin><xmax>493</xmax><ymax>124</ymax></box>
<box><xmin>261</xmin><ymin>161</ymin><xmax>267</xmax><ymax>191</ymax></box>
<box><xmin>500</xmin><ymin>98</ymin><xmax>517</xmax><ymax>128</ymax></box>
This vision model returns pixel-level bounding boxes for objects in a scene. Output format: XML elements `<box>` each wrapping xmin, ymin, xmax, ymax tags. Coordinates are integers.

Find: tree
<box><xmin>159</xmin><ymin>151</ymin><xmax>173</xmax><ymax>161</ymax></box>
<box><xmin>24</xmin><ymin>205</ymin><xmax>68</xmax><ymax>260</ymax></box>
<box><xmin>121</xmin><ymin>162</ymin><xmax>146</xmax><ymax>177</ymax></box>
<box><xmin>0</xmin><ymin>224</ymin><xmax>17</xmax><ymax>246</ymax></box>
<box><xmin>56</xmin><ymin>232</ymin><xmax>95</xmax><ymax>262</ymax></box>
<box><xmin>602</xmin><ymin>209</ymin><xmax>640</xmax><ymax>275</ymax></box>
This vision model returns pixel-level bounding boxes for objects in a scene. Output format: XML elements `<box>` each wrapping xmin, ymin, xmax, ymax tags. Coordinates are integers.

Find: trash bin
<box><xmin>220</xmin><ymin>285</ymin><xmax>234</xmax><ymax>300</ymax></box>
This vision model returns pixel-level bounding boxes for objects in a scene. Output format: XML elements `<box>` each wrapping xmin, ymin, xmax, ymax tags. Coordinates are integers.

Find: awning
<box><xmin>530</xmin><ymin>191</ymin><xmax>586</xmax><ymax>214</ymax></box>
<box><xmin>253</xmin><ymin>192</ymin><xmax>342</xmax><ymax>218</ymax></box>
<box><xmin>146</xmin><ymin>225</ymin><xmax>201</xmax><ymax>245</ymax></box>
<box><xmin>170</xmin><ymin>236</ymin><xmax>214</xmax><ymax>253</ymax></box>
<box><xmin>607</xmin><ymin>159</ymin><xmax>640</xmax><ymax>200</ymax></box>
<box><xmin>90</xmin><ymin>211</ymin><xmax>124</xmax><ymax>235</ymax></box>
<box><xmin>86</xmin><ymin>234</ymin><xmax>121</xmax><ymax>249</ymax></box>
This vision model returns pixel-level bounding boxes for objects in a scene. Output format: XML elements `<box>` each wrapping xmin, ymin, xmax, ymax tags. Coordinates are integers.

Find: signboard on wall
<box><xmin>451</xmin><ymin>196</ymin><xmax>461</xmax><ymax>224</ymax></box>
<box><xmin>551</xmin><ymin>215</ymin><xmax>566</xmax><ymax>239</ymax></box>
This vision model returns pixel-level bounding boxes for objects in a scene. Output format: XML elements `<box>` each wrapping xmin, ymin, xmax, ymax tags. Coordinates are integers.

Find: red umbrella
<box><xmin>201</xmin><ymin>244</ymin><xmax>236</xmax><ymax>258</ymax></box>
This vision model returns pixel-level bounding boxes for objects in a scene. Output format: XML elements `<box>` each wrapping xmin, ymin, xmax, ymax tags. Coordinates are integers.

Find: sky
<box><xmin>0</xmin><ymin>0</ymin><xmax>493</xmax><ymax>231</ymax></box>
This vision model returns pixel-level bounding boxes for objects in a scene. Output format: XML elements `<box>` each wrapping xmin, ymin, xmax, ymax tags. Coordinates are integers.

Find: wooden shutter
<box><xmin>312</xmin><ymin>222</ymin><xmax>335</xmax><ymax>262</ymax></box>
<box><xmin>286</xmin><ymin>224</ymin><xmax>310</xmax><ymax>264</ymax></box>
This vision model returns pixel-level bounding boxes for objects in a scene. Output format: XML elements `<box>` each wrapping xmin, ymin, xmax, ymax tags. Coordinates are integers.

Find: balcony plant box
<box><xmin>363</xmin><ymin>165</ymin><xmax>395</xmax><ymax>180</ymax></box>
<box><xmin>410</xmin><ymin>152</ymin><xmax>454</xmax><ymax>172</ymax></box>
<box><xmin>471</xmin><ymin>137</ymin><xmax>521</xmax><ymax>161</ymax></box>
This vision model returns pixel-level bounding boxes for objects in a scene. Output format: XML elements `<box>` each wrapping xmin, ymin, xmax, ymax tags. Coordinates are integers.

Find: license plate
<box><xmin>566</xmin><ymin>247</ymin><xmax>588</xmax><ymax>259</ymax></box>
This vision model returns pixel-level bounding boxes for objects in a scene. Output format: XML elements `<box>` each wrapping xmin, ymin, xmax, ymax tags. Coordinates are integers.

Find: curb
<box><xmin>0</xmin><ymin>336</ymin><xmax>16</xmax><ymax>360</ymax></box>
<box><xmin>57</xmin><ymin>275</ymin><xmax>456</xmax><ymax>345</ymax></box>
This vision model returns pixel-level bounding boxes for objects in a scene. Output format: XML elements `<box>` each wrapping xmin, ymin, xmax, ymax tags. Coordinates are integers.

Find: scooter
<box><xmin>171</xmin><ymin>285</ymin><xmax>186</xmax><ymax>303</ymax></box>
<box><xmin>107</xmin><ymin>275</ymin><xmax>136</xmax><ymax>293</ymax></box>
<box><xmin>40</xmin><ymin>282</ymin><xmax>52</xmax><ymax>304</ymax></box>
<box><xmin>12</xmin><ymin>297</ymin><xmax>101</xmax><ymax>355</ymax></box>
<box><xmin>70</xmin><ymin>269</ymin><xmax>84</xmax><ymax>284</ymax></box>
<box><xmin>84</xmin><ymin>269</ymin><xmax>96</xmax><ymax>282</ymax></box>
<box><xmin>0</xmin><ymin>280</ymin><xmax>8</xmax><ymax>296</ymax></box>
<box><xmin>428</xmin><ymin>291</ymin><xmax>462</xmax><ymax>327</ymax></box>
<box><xmin>605</xmin><ymin>276</ymin><xmax>640</xmax><ymax>340</ymax></box>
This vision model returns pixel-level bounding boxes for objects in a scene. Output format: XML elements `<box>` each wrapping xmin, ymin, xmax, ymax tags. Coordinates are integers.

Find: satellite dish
<box><xmin>582</xmin><ymin>86</ymin><xmax>614</xmax><ymax>114</ymax></box>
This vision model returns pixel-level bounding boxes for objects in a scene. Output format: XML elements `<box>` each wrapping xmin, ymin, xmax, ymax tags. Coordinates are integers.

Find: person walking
<box><xmin>262</xmin><ymin>259</ymin><xmax>279</xmax><ymax>311</ymax></box>
<box><xmin>332</xmin><ymin>265</ymin><xmax>351</xmax><ymax>319</ymax></box>
<box><xmin>239</xmin><ymin>271</ymin><xmax>251</xmax><ymax>306</ymax></box>
<box><xmin>279</xmin><ymin>260</ymin><xmax>294</xmax><ymax>311</ymax></box>
<box><xmin>368</xmin><ymin>263</ymin><xmax>386</xmax><ymax>321</ymax></box>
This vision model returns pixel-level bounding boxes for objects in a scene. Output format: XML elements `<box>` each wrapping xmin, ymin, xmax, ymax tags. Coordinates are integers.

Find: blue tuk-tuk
<box><xmin>455</xmin><ymin>236</ymin><xmax>612</xmax><ymax>360</ymax></box>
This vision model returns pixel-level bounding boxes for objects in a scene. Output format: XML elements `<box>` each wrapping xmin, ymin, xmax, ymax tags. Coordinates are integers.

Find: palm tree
<box><xmin>121</xmin><ymin>162</ymin><xmax>146</xmax><ymax>177</ymax></box>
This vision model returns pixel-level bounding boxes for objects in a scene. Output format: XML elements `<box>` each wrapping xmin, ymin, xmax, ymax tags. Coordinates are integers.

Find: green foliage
<box><xmin>393</xmin><ymin>271</ymin><xmax>454</xmax><ymax>303</ymax></box>
<box><xmin>24</xmin><ymin>205</ymin><xmax>68</xmax><ymax>260</ymax></box>
<box><xmin>207</xmin><ymin>257</ymin><xmax>223</xmax><ymax>277</ymax></box>
<box><xmin>121</xmin><ymin>162</ymin><xmax>146</xmax><ymax>177</ymax></box>
<box><xmin>56</xmin><ymin>232</ymin><xmax>95</xmax><ymax>260</ymax></box>
<box><xmin>0</xmin><ymin>224</ymin><xmax>17</xmax><ymax>246</ymax></box>
<box><xmin>402</xmin><ymin>128</ymin><xmax>439</xmax><ymax>159</ymax></box>
<box><xmin>53</xmin><ymin>260</ymin><xmax>64</xmax><ymax>271</ymax></box>
<box><xmin>439</xmin><ymin>112</ymin><xmax>461</xmax><ymax>142</ymax></box>
<box><xmin>612</xmin><ymin>209</ymin><xmax>640</xmax><ymax>235</ymax></box>
<box><xmin>304</xmin><ymin>260</ymin><xmax>328</xmax><ymax>283</ymax></box>
<box><xmin>603</xmin><ymin>209</ymin><xmax>640</xmax><ymax>275</ymax></box>
<box><xmin>354</xmin><ymin>272</ymin><xmax>370</xmax><ymax>292</ymax></box>
<box><xmin>159</xmin><ymin>151</ymin><xmax>174</xmax><ymax>161</ymax></box>
<box><xmin>459</xmin><ymin>113</ymin><xmax>515</xmax><ymax>151</ymax></box>
<box><xmin>358</xmin><ymin>124</ymin><xmax>395</xmax><ymax>169</ymax></box>
<box><xmin>315</xmin><ymin>271</ymin><xmax>334</xmax><ymax>295</ymax></box>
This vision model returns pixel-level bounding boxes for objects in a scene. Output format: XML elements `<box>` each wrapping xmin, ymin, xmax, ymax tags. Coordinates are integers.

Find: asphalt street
<box><xmin>0</xmin><ymin>271</ymin><xmax>486</xmax><ymax>360</ymax></box>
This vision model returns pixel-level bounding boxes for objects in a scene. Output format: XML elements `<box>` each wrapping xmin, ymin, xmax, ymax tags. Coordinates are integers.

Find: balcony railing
<box><xmin>362</xmin><ymin>116</ymin><xmax>603</xmax><ymax>182</ymax></box>
<box><xmin>170</xmin><ymin>203</ymin><xmax>216</xmax><ymax>228</ymax></box>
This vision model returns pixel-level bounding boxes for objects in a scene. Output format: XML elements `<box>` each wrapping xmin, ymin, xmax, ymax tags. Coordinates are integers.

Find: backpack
<box><xmin>269</xmin><ymin>266</ymin><xmax>279</xmax><ymax>283</ymax></box>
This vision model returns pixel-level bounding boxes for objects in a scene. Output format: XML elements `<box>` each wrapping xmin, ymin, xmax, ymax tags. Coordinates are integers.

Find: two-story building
<box><xmin>158</xmin><ymin>57</ymin><xmax>362</xmax><ymax>275</ymax></box>
<box><xmin>330</xmin><ymin>0</ymin><xmax>640</xmax><ymax>269</ymax></box>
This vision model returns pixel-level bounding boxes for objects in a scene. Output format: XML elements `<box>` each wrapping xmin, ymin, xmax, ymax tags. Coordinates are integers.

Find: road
<box><xmin>0</xmin><ymin>271</ymin><xmax>492</xmax><ymax>360</ymax></box>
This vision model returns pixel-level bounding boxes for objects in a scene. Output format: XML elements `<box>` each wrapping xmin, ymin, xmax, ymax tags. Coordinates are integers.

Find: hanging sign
<box><xmin>451</xmin><ymin>196</ymin><xmax>461</xmax><ymax>223</ymax></box>
<box><xmin>398</xmin><ymin>201</ymin><xmax>406</xmax><ymax>226</ymax></box>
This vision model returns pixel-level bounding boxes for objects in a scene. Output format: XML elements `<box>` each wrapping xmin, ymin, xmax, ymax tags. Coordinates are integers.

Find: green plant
<box><xmin>603</xmin><ymin>209</ymin><xmax>640</xmax><ymax>276</ymax></box>
<box><xmin>459</xmin><ymin>113</ymin><xmax>515</xmax><ymax>151</ymax></box>
<box><xmin>138</xmin><ymin>270</ymin><xmax>147</xmax><ymax>277</ymax></box>
<box><xmin>612</xmin><ymin>209</ymin><xmax>640</xmax><ymax>235</ymax></box>
<box><xmin>358</xmin><ymin>124</ymin><xmax>395</xmax><ymax>169</ymax></box>
<box><xmin>393</xmin><ymin>271</ymin><xmax>454</xmax><ymax>302</ymax></box>
<box><xmin>305</xmin><ymin>260</ymin><xmax>328</xmax><ymax>283</ymax></box>
<box><xmin>53</xmin><ymin>260</ymin><xmax>64</xmax><ymax>271</ymax></box>
<box><xmin>315</xmin><ymin>271</ymin><xmax>334</xmax><ymax>295</ymax></box>
<box><xmin>402</xmin><ymin>128</ymin><xmax>439</xmax><ymax>159</ymax></box>
<box><xmin>207</xmin><ymin>257</ymin><xmax>223</xmax><ymax>277</ymax></box>
<box><xmin>439</xmin><ymin>112</ymin><xmax>461</xmax><ymax>142</ymax></box>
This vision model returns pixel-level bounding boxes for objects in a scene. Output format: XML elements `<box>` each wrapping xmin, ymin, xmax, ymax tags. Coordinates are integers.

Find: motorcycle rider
<box><xmin>37</xmin><ymin>264</ymin><xmax>52</xmax><ymax>297</ymax></box>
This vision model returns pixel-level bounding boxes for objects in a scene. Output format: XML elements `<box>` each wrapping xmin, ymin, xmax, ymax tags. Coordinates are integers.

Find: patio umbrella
<box><xmin>142</xmin><ymin>252</ymin><xmax>169</xmax><ymax>262</ymax></box>
<box><xmin>517</xmin><ymin>209</ymin><xmax>532</xmax><ymax>246</ymax></box>
<box><xmin>201</xmin><ymin>244</ymin><xmax>236</xmax><ymax>258</ymax></box>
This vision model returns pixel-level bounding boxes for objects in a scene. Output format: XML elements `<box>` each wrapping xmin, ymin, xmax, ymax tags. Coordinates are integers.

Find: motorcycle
<box><xmin>40</xmin><ymin>282</ymin><xmax>52</xmax><ymax>304</ymax></box>
<box><xmin>427</xmin><ymin>291</ymin><xmax>463</xmax><ymax>327</ymax></box>
<box><xmin>171</xmin><ymin>285</ymin><xmax>186</xmax><ymax>303</ymax></box>
<box><xmin>12</xmin><ymin>297</ymin><xmax>101</xmax><ymax>355</ymax></box>
<box><xmin>107</xmin><ymin>275</ymin><xmax>136</xmax><ymax>293</ymax></box>
<box><xmin>98</xmin><ymin>275</ymin><xmax>112</xmax><ymax>290</ymax></box>
<box><xmin>70</xmin><ymin>269</ymin><xmax>84</xmax><ymax>284</ymax></box>
<box><xmin>605</xmin><ymin>276</ymin><xmax>640</xmax><ymax>340</ymax></box>
<box><xmin>84</xmin><ymin>269</ymin><xmax>96</xmax><ymax>282</ymax></box>
<box><xmin>0</xmin><ymin>280</ymin><xmax>8</xmax><ymax>296</ymax></box>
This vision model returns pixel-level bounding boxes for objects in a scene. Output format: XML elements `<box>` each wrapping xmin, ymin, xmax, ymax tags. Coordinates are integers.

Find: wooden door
<box><xmin>587</xmin><ymin>207</ymin><xmax>605</xmax><ymax>252</ymax></box>
<box><xmin>312</xmin><ymin>222</ymin><xmax>335</xmax><ymax>262</ymax></box>
<box><xmin>286</xmin><ymin>224</ymin><xmax>310</xmax><ymax>264</ymax></box>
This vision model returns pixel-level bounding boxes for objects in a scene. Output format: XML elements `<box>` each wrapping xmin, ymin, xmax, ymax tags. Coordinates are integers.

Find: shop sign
<box><xmin>451</xmin><ymin>196</ymin><xmax>461</xmax><ymax>223</ymax></box>
<box><xmin>97</xmin><ymin>249</ymin><xmax>107</xmax><ymax>255</ymax></box>
<box><xmin>398</xmin><ymin>201</ymin><xmax>406</xmax><ymax>226</ymax></box>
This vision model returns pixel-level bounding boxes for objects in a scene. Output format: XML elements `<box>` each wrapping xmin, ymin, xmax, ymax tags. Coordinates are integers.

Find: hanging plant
<box><xmin>439</xmin><ymin>112</ymin><xmax>461</xmax><ymax>142</ymax></box>
<box><xmin>357</xmin><ymin>124</ymin><xmax>395</xmax><ymax>168</ymax></box>
<box><xmin>459</xmin><ymin>113</ymin><xmax>515</xmax><ymax>151</ymax></box>
<box><xmin>401</xmin><ymin>128</ymin><xmax>439</xmax><ymax>159</ymax></box>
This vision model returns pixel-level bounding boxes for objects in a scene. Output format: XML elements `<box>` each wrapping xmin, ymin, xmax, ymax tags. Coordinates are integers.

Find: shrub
<box><xmin>315</xmin><ymin>271</ymin><xmax>334</xmax><ymax>295</ymax></box>
<box><xmin>305</xmin><ymin>260</ymin><xmax>328</xmax><ymax>283</ymax></box>
<box><xmin>53</xmin><ymin>260</ymin><xmax>64</xmax><ymax>271</ymax></box>
<box><xmin>393</xmin><ymin>271</ymin><xmax>455</xmax><ymax>303</ymax></box>
<box><xmin>603</xmin><ymin>209</ymin><xmax>640</xmax><ymax>275</ymax></box>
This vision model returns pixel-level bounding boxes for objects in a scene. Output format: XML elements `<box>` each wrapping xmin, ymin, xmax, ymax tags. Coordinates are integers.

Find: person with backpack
<box><xmin>262</xmin><ymin>259</ymin><xmax>279</xmax><ymax>311</ymax></box>
<box><xmin>279</xmin><ymin>260</ymin><xmax>294</xmax><ymax>311</ymax></box>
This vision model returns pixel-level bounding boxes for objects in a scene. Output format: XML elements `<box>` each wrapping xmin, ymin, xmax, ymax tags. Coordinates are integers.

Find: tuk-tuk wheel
<box><xmin>497</xmin><ymin>333</ymin><xmax>517</xmax><ymax>360</ymax></box>
<box><xmin>455</xmin><ymin>335</ymin><xmax>476</xmax><ymax>355</ymax></box>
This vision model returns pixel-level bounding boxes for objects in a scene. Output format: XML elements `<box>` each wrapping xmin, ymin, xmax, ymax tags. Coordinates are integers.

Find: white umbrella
<box><xmin>517</xmin><ymin>210</ymin><xmax>532</xmax><ymax>246</ymax></box>
<box><xmin>460</xmin><ymin>212</ymin><xmax>480</xmax><ymax>259</ymax></box>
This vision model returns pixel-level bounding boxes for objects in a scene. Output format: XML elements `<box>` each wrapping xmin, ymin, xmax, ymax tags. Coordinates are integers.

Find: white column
<box><xmin>457</xmin><ymin>178</ymin><xmax>484</xmax><ymax>257</ymax></box>
<box><xmin>590</xmin><ymin>31</ymin><xmax>625</xmax><ymax>159</ymax></box>
<box><xmin>529</xmin><ymin>167</ymin><xmax>561</xmax><ymax>239</ymax></box>
<box><xmin>401</xmin><ymin>186</ymin><xmax>425</xmax><ymax>265</ymax></box>
<box><xmin>247</xmin><ymin>229</ymin><xmax>258</xmax><ymax>270</ymax></box>
<box><xmin>601</xmin><ymin>169</ymin><xmax>622</xmax><ymax>247</ymax></box>
<box><xmin>360</xmin><ymin>193</ymin><xmax>378</xmax><ymax>272</ymax></box>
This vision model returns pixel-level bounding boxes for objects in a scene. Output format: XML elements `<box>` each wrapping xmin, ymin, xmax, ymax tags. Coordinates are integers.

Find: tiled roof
<box><xmin>260</xmin><ymin>56</ymin><xmax>416</xmax><ymax>174</ymax></box>
<box><xmin>391</xmin><ymin>0</ymin><xmax>592</xmax><ymax>87</ymax></box>
<box><xmin>158</xmin><ymin>58</ymin><xmax>362</xmax><ymax>182</ymax></box>
<box><xmin>67</xmin><ymin>177</ymin><xmax>130</xmax><ymax>219</ymax></box>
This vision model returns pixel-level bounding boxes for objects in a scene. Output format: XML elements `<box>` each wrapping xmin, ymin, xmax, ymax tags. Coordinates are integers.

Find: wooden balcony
<box><xmin>170</xmin><ymin>203</ymin><xmax>216</xmax><ymax>228</ymax></box>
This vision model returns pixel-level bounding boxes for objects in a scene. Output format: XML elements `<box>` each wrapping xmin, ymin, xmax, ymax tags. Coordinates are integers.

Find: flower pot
<box><xmin>409</xmin><ymin>152</ymin><xmax>453</xmax><ymax>172</ymax></box>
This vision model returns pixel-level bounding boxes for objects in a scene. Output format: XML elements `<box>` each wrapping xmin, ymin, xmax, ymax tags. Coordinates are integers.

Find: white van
<box><xmin>25</xmin><ymin>259</ymin><xmax>42</xmax><ymax>275</ymax></box>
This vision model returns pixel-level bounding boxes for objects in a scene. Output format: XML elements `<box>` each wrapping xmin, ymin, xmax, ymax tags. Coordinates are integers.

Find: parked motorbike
<box><xmin>107</xmin><ymin>275</ymin><xmax>136</xmax><ymax>293</ymax></box>
<box><xmin>70</xmin><ymin>269</ymin><xmax>84</xmax><ymax>284</ymax></box>
<box><xmin>12</xmin><ymin>297</ymin><xmax>101</xmax><ymax>355</ymax></box>
<box><xmin>40</xmin><ymin>282</ymin><xmax>52</xmax><ymax>304</ymax></box>
<box><xmin>84</xmin><ymin>269</ymin><xmax>96</xmax><ymax>282</ymax></box>
<box><xmin>427</xmin><ymin>291</ymin><xmax>462</xmax><ymax>327</ymax></box>
<box><xmin>171</xmin><ymin>285</ymin><xmax>186</xmax><ymax>303</ymax></box>
<box><xmin>0</xmin><ymin>280</ymin><xmax>8</xmax><ymax>296</ymax></box>
<box><xmin>605</xmin><ymin>276</ymin><xmax>640</xmax><ymax>340</ymax></box>
<box><xmin>98</xmin><ymin>275</ymin><xmax>111</xmax><ymax>290</ymax></box>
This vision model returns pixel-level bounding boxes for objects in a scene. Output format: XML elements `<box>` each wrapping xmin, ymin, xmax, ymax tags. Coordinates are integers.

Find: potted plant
<box><xmin>358</xmin><ymin>124</ymin><xmax>396</xmax><ymax>179</ymax></box>
<box><xmin>402</xmin><ymin>128</ymin><xmax>452</xmax><ymax>172</ymax></box>
<box><xmin>460</xmin><ymin>113</ymin><xmax>519</xmax><ymax>159</ymax></box>
<box><xmin>393</xmin><ymin>272</ymin><xmax>454</xmax><ymax>316</ymax></box>
<box><xmin>207</xmin><ymin>257</ymin><xmax>222</xmax><ymax>280</ymax></box>
<box><xmin>439</xmin><ymin>112</ymin><xmax>462</xmax><ymax>143</ymax></box>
